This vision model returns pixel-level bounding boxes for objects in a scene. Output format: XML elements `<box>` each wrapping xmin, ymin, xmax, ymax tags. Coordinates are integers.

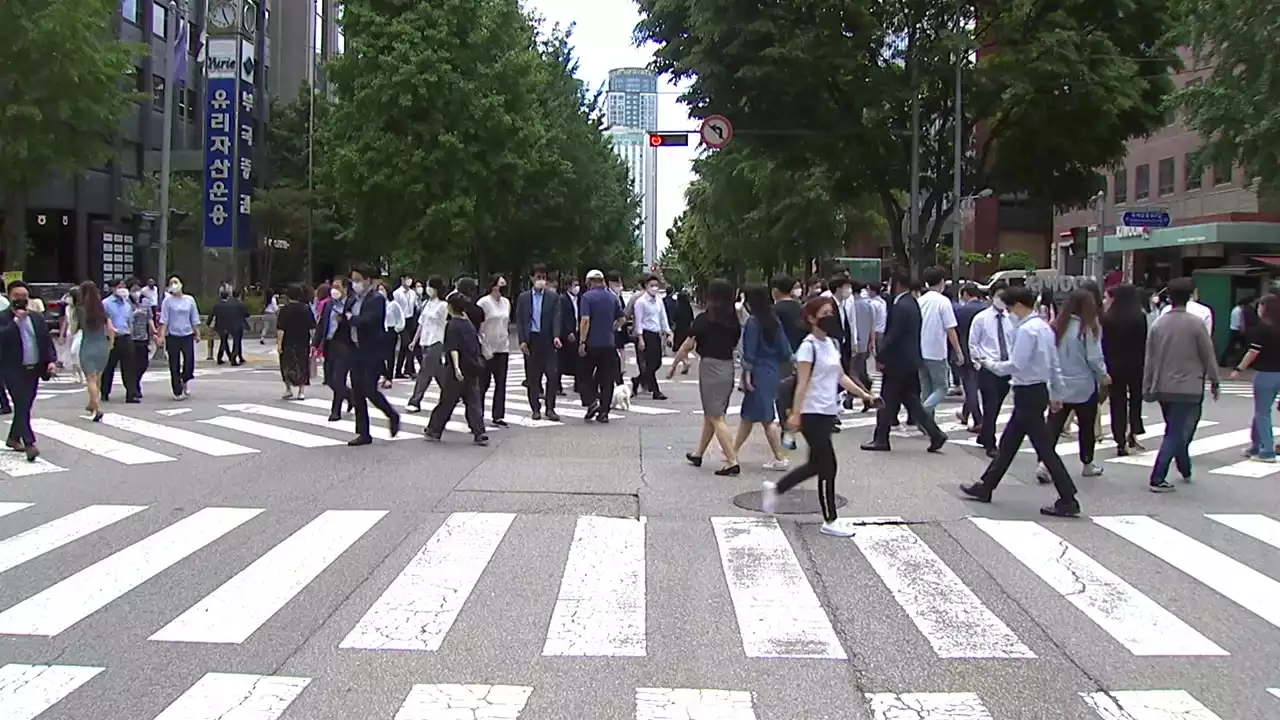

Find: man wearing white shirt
<box><xmin>392</xmin><ymin>275</ymin><xmax>420</xmax><ymax>378</ymax></box>
<box><xmin>916</xmin><ymin>267</ymin><xmax>965</xmax><ymax>423</ymax></box>
<box><xmin>967</xmin><ymin>280</ymin><xmax>1016</xmax><ymax>457</ymax></box>
<box><xmin>631</xmin><ymin>275</ymin><xmax>671</xmax><ymax>400</ymax></box>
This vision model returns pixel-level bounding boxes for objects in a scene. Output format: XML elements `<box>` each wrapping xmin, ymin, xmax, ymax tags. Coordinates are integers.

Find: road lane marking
<box><xmin>852</xmin><ymin>523</ymin><xmax>1035</xmax><ymax>658</ymax></box>
<box><xmin>152</xmin><ymin>510</ymin><xmax>386</xmax><ymax>644</ymax></box>
<box><xmin>1108</xmin><ymin>428</ymin><xmax>1251</xmax><ymax>467</ymax></box>
<box><xmin>1206</xmin><ymin>514</ymin><xmax>1280</xmax><ymax>550</ymax></box>
<box><xmin>1080</xmin><ymin>689</ymin><xmax>1223</xmax><ymax>719</ymax></box>
<box><xmin>0</xmin><ymin>445</ymin><xmax>66</xmax><ymax>477</ymax></box>
<box><xmin>1094</xmin><ymin>515</ymin><xmax>1280</xmax><ymax>631</ymax></box>
<box><xmin>0</xmin><ymin>502</ymin><xmax>32</xmax><ymax>519</ymax></box>
<box><xmin>0</xmin><ymin>507</ymin><xmax>261</xmax><ymax>637</ymax></box>
<box><xmin>544</xmin><ymin>515</ymin><xmax>646</xmax><ymax>657</ymax></box>
<box><xmin>0</xmin><ymin>505</ymin><xmax>147</xmax><ymax>576</ymax></box>
<box><xmin>29</xmin><ymin>418</ymin><xmax>173</xmax><ymax>465</ymax></box>
<box><xmin>971</xmin><ymin>518</ymin><xmax>1226</xmax><ymax>656</ymax></box>
<box><xmin>380</xmin><ymin>395</ymin><xmax>559</xmax><ymax>429</ymax></box>
<box><xmin>710</xmin><ymin>516</ymin><xmax>846</xmax><ymax>659</ymax></box>
<box><xmin>221</xmin><ymin>403</ymin><xmax>407</xmax><ymax>441</ymax></box>
<box><xmin>0</xmin><ymin>663</ymin><xmax>104</xmax><ymax>720</ymax></box>
<box><xmin>866</xmin><ymin>692</ymin><xmax>995</xmax><ymax>720</ymax></box>
<box><xmin>200</xmin><ymin>416</ymin><xmax>343</xmax><ymax>447</ymax></box>
<box><xmin>341</xmin><ymin>512</ymin><xmax>515</xmax><ymax>651</ymax></box>
<box><xmin>394</xmin><ymin>684</ymin><xmax>532</xmax><ymax>720</ymax></box>
<box><xmin>100</xmin><ymin>413</ymin><xmax>258</xmax><ymax>456</ymax></box>
<box><xmin>636</xmin><ymin>688</ymin><xmax>757</xmax><ymax>719</ymax></box>
<box><xmin>297</xmin><ymin>397</ymin><xmax>476</xmax><ymax>434</ymax></box>
<box><xmin>152</xmin><ymin>672</ymin><xmax>311</xmax><ymax>720</ymax></box>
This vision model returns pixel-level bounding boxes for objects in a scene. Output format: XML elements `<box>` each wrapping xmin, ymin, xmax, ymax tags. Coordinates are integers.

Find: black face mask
<box><xmin>10</xmin><ymin>298</ymin><xmax>27</xmax><ymax>311</ymax></box>
<box><xmin>820</xmin><ymin>314</ymin><xmax>842</xmax><ymax>336</ymax></box>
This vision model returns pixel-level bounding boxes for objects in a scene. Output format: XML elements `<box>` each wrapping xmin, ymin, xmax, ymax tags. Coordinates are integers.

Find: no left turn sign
<box><xmin>699</xmin><ymin>115</ymin><xmax>733</xmax><ymax>148</ymax></box>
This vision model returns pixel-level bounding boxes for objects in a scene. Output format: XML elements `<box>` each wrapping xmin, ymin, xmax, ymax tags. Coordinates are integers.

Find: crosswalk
<box><xmin>36</xmin><ymin>365</ymin><xmax>250</xmax><ymax>397</ymax></box>
<box><xmin>1</xmin><ymin>505</ymin><xmax>1278</xmax><ymax>708</ymax></box>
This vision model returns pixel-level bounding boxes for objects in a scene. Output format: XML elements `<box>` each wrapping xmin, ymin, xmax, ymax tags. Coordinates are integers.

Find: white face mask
<box><xmin>330</xmin><ymin>288</ymin><xmax>342</xmax><ymax>300</ymax></box>
<box><xmin>790</xmin><ymin>288</ymin><xmax>802</xmax><ymax>299</ymax></box>
<box><xmin>840</xmin><ymin>287</ymin><xmax>853</xmax><ymax>299</ymax></box>
<box><xmin>992</xmin><ymin>297</ymin><xmax>1006</xmax><ymax>311</ymax></box>
<box><xmin>351</xmin><ymin>281</ymin><xmax>366</xmax><ymax>295</ymax></box>
<box><xmin>169</xmin><ymin>282</ymin><xmax>181</xmax><ymax>294</ymax></box>
<box><xmin>533</xmin><ymin>279</ymin><xmax>546</xmax><ymax>290</ymax></box>
<box><xmin>114</xmin><ymin>288</ymin><xmax>129</xmax><ymax>299</ymax></box>
<box><xmin>647</xmin><ymin>285</ymin><xmax>660</xmax><ymax>296</ymax></box>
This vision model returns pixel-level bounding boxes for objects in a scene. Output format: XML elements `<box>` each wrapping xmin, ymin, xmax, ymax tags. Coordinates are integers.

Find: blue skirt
<box><xmin>740</xmin><ymin>360</ymin><xmax>782</xmax><ymax>423</ymax></box>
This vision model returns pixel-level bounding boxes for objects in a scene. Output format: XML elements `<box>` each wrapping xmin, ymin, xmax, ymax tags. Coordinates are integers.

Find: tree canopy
<box><xmin>636</xmin><ymin>0</ymin><xmax>1180</xmax><ymax>273</ymax></box>
<box><xmin>0</xmin><ymin>0</ymin><xmax>140</xmax><ymax>268</ymax></box>
<box><xmin>1176</xmin><ymin>0</ymin><xmax>1280</xmax><ymax>194</ymax></box>
<box><xmin>323</xmin><ymin>0</ymin><xmax>640</xmax><ymax>280</ymax></box>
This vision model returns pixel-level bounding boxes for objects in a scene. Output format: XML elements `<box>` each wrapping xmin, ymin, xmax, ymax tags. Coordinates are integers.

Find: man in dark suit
<box><xmin>344</xmin><ymin>266</ymin><xmax>401</xmax><ymax>445</ymax></box>
<box><xmin>557</xmin><ymin>274</ymin><xmax>581</xmax><ymax>396</ymax></box>
<box><xmin>515</xmin><ymin>264</ymin><xmax>563</xmax><ymax>421</ymax></box>
<box><xmin>861</xmin><ymin>272</ymin><xmax>947</xmax><ymax>452</ymax></box>
<box><xmin>0</xmin><ymin>281</ymin><xmax>58</xmax><ymax>461</ymax></box>
<box><xmin>953</xmin><ymin>283</ymin><xmax>988</xmax><ymax>429</ymax></box>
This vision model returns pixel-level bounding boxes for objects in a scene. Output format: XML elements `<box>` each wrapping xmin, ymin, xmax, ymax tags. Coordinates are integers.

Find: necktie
<box><xmin>995</xmin><ymin>311</ymin><xmax>1009</xmax><ymax>361</ymax></box>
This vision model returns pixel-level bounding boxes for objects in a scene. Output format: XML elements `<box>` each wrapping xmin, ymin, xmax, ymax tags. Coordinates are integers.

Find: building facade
<box><xmin>604</xmin><ymin>68</ymin><xmax>660</xmax><ymax>267</ymax></box>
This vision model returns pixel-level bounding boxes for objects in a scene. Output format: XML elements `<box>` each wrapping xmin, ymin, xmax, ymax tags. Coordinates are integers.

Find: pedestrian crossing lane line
<box><xmin>866</xmin><ymin>692</ymin><xmax>994</xmax><ymax>719</ymax></box>
<box><xmin>99</xmin><ymin>413</ymin><xmax>258</xmax><ymax>457</ymax></box>
<box><xmin>1270</xmin><ymin>688</ymin><xmax>1280</xmax><ymax>702</ymax></box>
<box><xmin>1205</xmin><ymin>513</ymin><xmax>1280</xmax><ymax>550</ymax></box>
<box><xmin>341</xmin><ymin>512</ymin><xmax>516</xmax><ymax>651</ymax></box>
<box><xmin>1108</xmin><ymin>428</ymin><xmax>1253</xmax><ymax>467</ymax></box>
<box><xmin>0</xmin><ymin>502</ymin><xmax>32</xmax><ymax>519</ymax></box>
<box><xmin>1020</xmin><ymin>420</ymin><xmax>1216</xmax><ymax>456</ymax></box>
<box><xmin>0</xmin><ymin>440</ymin><xmax>66</xmax><ymax>478</ymax></box>
<box><xmin>29</xmin><ymin>418</ymin><xmax>174</xmax><ymax>465</ymax></box>
<box><xmin>200</xmin><ymin>415</ymin><xmax>344</xmax><ymax>448</ymax></box>
<box><xmin>848</xmin><ymin>521</ymin><xmax>1034</xmax><ymax>659</ymax></box>
<box><xmin>1080</xmin><ymin>689</ymin><xmax>1223</xmax><ymax>719</ymax></box>
<box><xmin>382</xmin><ymin>395</ymin><xmax>560</xmax><ymax>429</ymax></box>
<box><xmin>970</xmin><ymin>518</ymin><xmax>1226</xmax><ymax>656</ymax></box>
<box><xmin>221</xmin><ymin>403</ymin><xmax>405</xmax><ymax>441</ymax></box>
<box><xmin>1094</xmin><ymin>515</ymin><xmax>1280</xmax><ymax>631</ymax></box>
<box><xmin>1207</xmin><ymin>431</ymin><xmax>1280</xmax><ymax>476</ymax></box>
<box><xmin>297</xmin><ymin>397</ymin><xmax>476</xmax><ymax>435</ymax></box>
<box><xmin>0</xmin><ymin>663</ymin><xmax>104</xmax><ymax>720</ymax></box>
<box><xmin>151</xmin><ymin>510</ymin><xmax>386</xmax><ymax>644</ymax></box>
<box><xmin>0</xmin><ymin>507</ymin><xmax>261</xmax><ymax>637</ymax></box>
<box><xmin>636</xmin><ymin>688</ymin><xmax>757</xmax><ymax>719</ymax></box>
<box><xmin>151</xmin><ymin>672</ymin><xmax>311</xmax><ymax>720</ymax></box>
<box><xmin>395</xmin><ymin>684</ymin><xmax>533</xmax><ymax>720</ymax></box>
<box><xmin>710</xmin><ymin>516</ymin><xmax>846</xmax><ymax>660</ymax></box>
<box><xmin>544</xmin><ymin>515</ymin><xmax>646</xmax><ymax>657</ymax></box>
<box><xmin>0</xmin><ymin>505</ymin><xmax>147</xmax><ymax>576</ymax></box>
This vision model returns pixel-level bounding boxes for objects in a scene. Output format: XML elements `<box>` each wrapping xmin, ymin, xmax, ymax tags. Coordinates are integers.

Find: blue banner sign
<box><xmin>203</xmin><ymin>77</ymin><xmax>237</xmax><ymax>249</ymax></box>
<box><xmin>235</xmin><ymin>82</ymin><xmax>254</xmax><ymax>249</ymax></box>
<box><xmin>1121</xmin><ymin>209</ymin><xmax>1171</xmax><ymax>228</ymax></box>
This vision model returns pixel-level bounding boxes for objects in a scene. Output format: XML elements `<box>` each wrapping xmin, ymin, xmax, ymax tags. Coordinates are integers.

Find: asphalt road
<box><xmin>1</xmin><ymin>349</ymin><xmax>1278</xmax><ymax>720</ymax></box>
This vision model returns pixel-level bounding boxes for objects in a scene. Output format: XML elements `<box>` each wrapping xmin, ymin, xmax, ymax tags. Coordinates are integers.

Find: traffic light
<box><xmin>648</xmin><ymin>133</ymin><xmax>689</xmax><ymax>147</ymax></box>
<box><xmin>1068</xmin><ymin>227</ymin><xmax>1087</xmax><ymax>255</ymax></box>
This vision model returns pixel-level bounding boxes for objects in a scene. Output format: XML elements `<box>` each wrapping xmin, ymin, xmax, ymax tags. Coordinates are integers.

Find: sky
<box><xmin>522</xmin><ymin>0</ymin><xmax>698</xmax><ymax>255</ymax></box>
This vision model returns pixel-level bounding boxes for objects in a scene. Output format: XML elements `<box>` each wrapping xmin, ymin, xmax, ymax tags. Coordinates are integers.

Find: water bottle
<box><xmin>781</xmin><ymin>430</ymin><xmax>797</xmax><ymax>451</ymax></box>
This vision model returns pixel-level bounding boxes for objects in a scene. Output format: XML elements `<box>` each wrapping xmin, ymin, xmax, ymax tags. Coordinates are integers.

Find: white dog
<box><xmin>611</xmin><ymin>382</ymin><xmax>633</xmax><ymax>411</ymax></box>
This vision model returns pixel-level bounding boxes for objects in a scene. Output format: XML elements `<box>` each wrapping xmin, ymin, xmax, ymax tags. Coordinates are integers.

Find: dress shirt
<box><xmin>969</xmin><ymin>306</ymin><xmax>1016</xmax><ymax>363</ymax></box>
<box><xmin>384</xmin><ymin>298</ymin><xmax>405</xmax><ymax>332</ymax></box>
<box><xmin>159</xmin><ymin>294</ymin><xmax>200</xmax><ymax>337</ymax></box>
<box><xmin>1229</xmin><ymin>305</ymin><xmax>1244</xmax><ymax>332</ymax></box>
<box><xmin>392</xmin><ymin>285</ymin><xmax>417</xmax><ymax>319</ymax></box>
<box><xmin>103</xmin><ymin>296</ymin><xmax>132</xmax><ymax>334</ymax></box>
<box><xmin>633</xmin><ymin>293</ymin><xmax>670</xmax><ymax>334</ymax></box>
<box><xmin>326</xmin><ymin>300</ymin><xmax>343</xmax><ymax>339</ymax></box>
<box><xmin>870</xmin><ymin>295</ymin><xmax>888</xmax><ymax>333</ymax></box>
<box><xmin>986</xmin><ymin>314</ymin><xmax>1065</xmax><ymax>400</ymax></box>
<box><xmin>417</xmin><ymin>298</ymin><xmax>447</xmax><ymax>345</ymax></box>
<box><xmin>853</xmin><ymin>296</ymin><xmax>875</xmax><ymax>352</ymax></box>
<box><xmin>1160</xmin><ymin>299</ymin><xmax>1213</xmax><ymax>336</ymax></box>
<box><xmin>17</xmin><ymin>316</ymin><xmax>38</xmax><ymax>365</ymax></box>
<box><xmin>347</xmin><ymin>291</ymin><xmax>366</xmax><ymax>345</ymax></box>
<box><xmin>531</xmin><ymin>290</ymin><xmax>544</xmax><ymax>334</ymax></box>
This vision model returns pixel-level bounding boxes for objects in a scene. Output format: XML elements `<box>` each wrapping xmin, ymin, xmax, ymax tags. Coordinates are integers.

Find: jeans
<box><xmin>1152</xmin><ymin>400</ymin><xmax>1202</xmax><ymax>482</ymax></box>
<box><xmin>956</xmin><ymin>363</ymin><xmax>981</xmax><ymax>426</ymax></box>
<box><xmin>1250</xmin><ymin>371</ymin><xmax>1280</xmax><ymax>459</ymax></box>
<box><xmin>919</xmin><ymin>358</ymin><xmax>950</xmax><ymax>421</ymax></box>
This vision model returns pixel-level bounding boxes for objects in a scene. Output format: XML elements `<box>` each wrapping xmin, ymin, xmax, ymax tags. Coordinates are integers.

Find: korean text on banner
<box><xmin>235</xmin><ymin>38</ymin><xmax>256</xmax><ymax>249</ymax></box>
<box><xmin>203</xmin><ymin>78</ymin><xmax>236</xmax><ymax>249</ymax></box>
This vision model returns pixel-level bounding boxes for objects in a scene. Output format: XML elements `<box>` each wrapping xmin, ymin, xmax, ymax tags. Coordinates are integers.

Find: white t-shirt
<box><xmin>796</xmin><ymin>334</ymin><xmax>843</xmax><ymax>416</ymax></box>
<box><xmin>917</xmin><ymin>289</ymin><xmax>957</xmax><ymax>361</ymax></box>
<box><xmin>476</xmin><ymin>294</ymin><xmax>511</xmax><ymax>355</ymax></box>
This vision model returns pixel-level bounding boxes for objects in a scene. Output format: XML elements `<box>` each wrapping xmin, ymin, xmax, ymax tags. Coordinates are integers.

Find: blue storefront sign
<box><xmin>235</xmin><ymin>38</ymin><xmax>256</xmax><ymax>250</ymax></box>
<box><xmin>203</xmin><ymin>39</ymin><xmax>239</xmax><ymax>249</ymax></box>
<box><xmin>1121</xmin><ymin>208</ymin><xmax>1172</xmax><ymax>228</ymax></box>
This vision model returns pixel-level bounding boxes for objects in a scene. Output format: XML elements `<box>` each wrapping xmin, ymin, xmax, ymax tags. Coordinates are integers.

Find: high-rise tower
<box><xmin>605</xmin><ymin>68</ymin><xmax>660</xmax><ymax>267</ymax></box>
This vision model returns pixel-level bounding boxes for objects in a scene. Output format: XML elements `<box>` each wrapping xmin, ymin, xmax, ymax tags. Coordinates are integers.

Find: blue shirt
<box><xmin>16</xmin><ymin>316</ymin><xmax>38</xmax><ymax>365</ymax></box>
<box><xmin>580</xmin><ymin>287</ymin><xmax>623</xmax><ymax>349</ymax></box>
<box><xmin>531</xmin><ymin>290</ymin><xmax>544</xmax><ymax>334</ymax></box>
<box><xmin>1054</xmin><ymin>315</ymin><xmax>1108</xmax><ymax>404</ymax></box>
<box><xmin>103</xmin><ymin>296</ymin><xmax>133</xmax><ymax>334</ymax></box>
<box><xmin>160</xmin><ymin>293</ymin><xmax>200</xmax><ymax>337</ymax></box>
<box><xmin>987</xmin><ymin>314</ymin><xmax>1065</xmax><ymax>400</ymax></box>
<box><xmin>326</xmin><ymin>299</ymin><xmax>343</xmax><ymax>340</ymax></box>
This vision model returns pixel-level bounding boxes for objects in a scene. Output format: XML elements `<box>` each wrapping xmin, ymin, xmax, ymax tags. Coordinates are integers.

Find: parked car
<box><xmin>25</xmin><ymin>282</ymin><xmax>77</xmax><ymax>337</ymax></box>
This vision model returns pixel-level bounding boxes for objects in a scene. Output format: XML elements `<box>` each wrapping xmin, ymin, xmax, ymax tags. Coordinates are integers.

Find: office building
<box><xmin>604</xmin><ymin>68</ymin><xmax>659</xmax><ymax>267</ymax></box>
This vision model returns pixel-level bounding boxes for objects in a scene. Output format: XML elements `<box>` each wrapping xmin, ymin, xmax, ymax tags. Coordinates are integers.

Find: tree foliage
<box><xmin>636</xmin><ymin>0</ymin><xmax>1179</xmax><ymax>273</ymax></box>
<box><xmin>264</xmin><ymin>89</ymin><xmax>342</xmax><ymax>279</ymax></box>
<box><xmin>1176</xmin><ymin>0</ymin><xmax>1280</xmax><ymax>193</ymax></box>
<box><xmin>323</xmin><ymin>0</ymin><xmax>639</xmax><ymax>279</ymax></box>
<box><xmin>0</xmin><ymin>0</ymin><xmax>141</xmax><ymax>267</ymax></box>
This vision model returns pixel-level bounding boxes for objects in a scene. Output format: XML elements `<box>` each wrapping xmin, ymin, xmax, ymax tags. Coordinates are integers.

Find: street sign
<box><xmin>1121</xmin><ymin>208</ymin><xmax>1171</xmax><ymax>228</ymax></box>
<box><xmin>699</xmin><ymin>115</ymin><xmax>733</xmax><ymax>148</ymax></box>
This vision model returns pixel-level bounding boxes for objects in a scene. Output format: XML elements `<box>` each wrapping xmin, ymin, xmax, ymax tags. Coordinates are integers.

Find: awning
<box><xmin>1249</xmin><ymin>256</ymin><xmax>1280</xmax><ymax>267</ymax></box>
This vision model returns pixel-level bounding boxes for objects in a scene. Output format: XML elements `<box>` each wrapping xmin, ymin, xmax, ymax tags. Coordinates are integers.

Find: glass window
<box><xmin>1185</xmin><ymin>153</ymin><xmax>1202</xmax><ymax>190</ymax></box>
<box><xmin>1134</xmin><ymin>164</ymin><xmax>1150</xmax><ymax>200</ymax></box>
<box><xmin>152</xmin><ymin>75</ymin><xmax>165</xmax><ymax>107</ymax></box>
<box><xmin>336</xmin><ymin>29</ymin><xmax>345</xmax><ymax>55</ymax></box>
<box><xmin>152</xmin><ymin>1</ymin><xmax>167</xmax><ymax>36</ymax></box>
<box><xmin>1113</xmin><ymin>169</ymin><xmax>1127</xmax><ymax>204</ymax></box>
<box><xmin>133</xmin><ymin>66</ymin><xmax>146</xmax><ymax>93</ymax></box>
<box><xmin>1157</xmin><ymin>157</ymin><xmax>1175</xmax><ymax>196</ymax></box>
<box><xmin>1212</xmin><ymin>158</ymin><xmax>1233</xmax><ymax>186</ymax></box>
<box><xmin>122</xmin><ymin>0</ymin><xmax>138</xmax><ymax>23</ymax></box>
<box><xmin>315</xmin><ymin>10</ymin><xmax>323</xmax><ymax>53</ymax></box>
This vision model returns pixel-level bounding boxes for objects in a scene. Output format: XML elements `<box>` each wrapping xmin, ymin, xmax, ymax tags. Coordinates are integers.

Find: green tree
<box><xmin>1176</xmin><ymin>0</ymin><xmax>1280</xmax><ymax>193</ymax></box>
<box><xmin>0</xmin><ymin>0</ymin><xmax>141</xmax><ymax>267</ymax></box>
<box><xmin>636</xmin><ymin>0</ymin><xmax>1178</xmax><ymax>273</ymax></box>
<box><xmin>124</xmin><ymin>172</ymin><xmax>205</xmax><ymax>231</ymax></box>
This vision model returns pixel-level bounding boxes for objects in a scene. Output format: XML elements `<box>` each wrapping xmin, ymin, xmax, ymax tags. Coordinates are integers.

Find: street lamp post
<box><xmin>1092</xmin><ymin>190</ymin><xmax>1106</xmax><ymax>286</ymax></box>
<box><xmin>954</xmin><ymin>188</ymin><xmax>993</xmax><ymax>278</ymax></box>
<box><xmin>951</xmin><ymin>0</ymin><xmax>964</xmax><ymax>283</ymax></box>
<box><xmin>157</xmin><ymin>0</ymin><xmax>181</xmax><ymax>286</ymax></box>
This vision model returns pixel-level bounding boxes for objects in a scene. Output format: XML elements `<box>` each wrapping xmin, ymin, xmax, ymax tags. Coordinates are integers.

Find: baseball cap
<box><xmin>586</xmin><ymin>269</ymin><xmax>604</xmax><ymax>280</ymax></box>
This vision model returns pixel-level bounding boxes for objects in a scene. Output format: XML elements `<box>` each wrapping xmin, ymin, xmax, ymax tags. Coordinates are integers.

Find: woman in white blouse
<box><xmin>378</xmin><ymin>280</ymin><xmax>405</xmax><ymax>389</ymax></box>
<box><xmin>476</xmin><ymin>274</ymin><xmax>512</xmax><ymax>427</ymax></box>
<box><xmin>405</xmin><ymin>276</ymin><xmax>449</xmax><ymax>413</ymax></box>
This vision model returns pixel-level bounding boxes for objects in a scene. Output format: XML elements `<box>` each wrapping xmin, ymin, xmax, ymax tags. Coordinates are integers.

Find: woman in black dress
<box><xmin>276</xmin><ymin>284</ymin><xmax>316</xmax><ymax>400</ymax></box>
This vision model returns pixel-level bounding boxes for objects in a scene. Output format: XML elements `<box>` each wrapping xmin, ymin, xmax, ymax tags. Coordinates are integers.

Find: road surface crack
<box><xmin>792</xmin><ymin>528</ymin><xmax>870</xmax><ymax>690</ymax></box>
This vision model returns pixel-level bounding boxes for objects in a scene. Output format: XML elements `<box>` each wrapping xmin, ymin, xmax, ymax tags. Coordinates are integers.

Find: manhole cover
<box><xmin>732</xmin><ymin>490</ymin><xmax>847</xmax><ymax>515</ymax></box>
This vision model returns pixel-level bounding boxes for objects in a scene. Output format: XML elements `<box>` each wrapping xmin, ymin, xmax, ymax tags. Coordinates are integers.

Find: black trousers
<box><xmin>976</xmin><ymin>368</ymin><xmax>1011</xmax><ymax>450</ymax></box>
<box><xmin>872</xmin><ymin>366</ymin><xmax>945</xmax><ymax>446</ymax></box>
<box><xmin>133</xmin><ymin>340</ymin><xmax>150</xmax><ymax>394</ymax></box>
<box><xmin>3</xmin><ymin>366</ymin><xmax>40</xmax><ymax>446</ymax></box>
<box><xmin>525</xmin><ymin>334</ymin><xmax>558</xmax><ymax>411</ymax></box>
<box><xmin>979</xmin><ymin>383</ymin><xmax>1078</xmax><ymax>502</ymax></box>
<box><xmin>217</xmin><ymin>330</ymin><xmax>244</xmax><ymax>363</ymax></box>
<box><xmin>326</xmin><ymin>345</ymin><xmax>352</xmax><ymax>417</ymax></box>
<box><xmin>0</xmin><ymin>370</ymin><xmax>11</xmax><ymax>411</ymax></box>
<box><xmin>776</xmin><ymin>414</ymin><xmax>840</xmax><ymax>522</ymax></box>
<box><xmin>350</xmin><ymin>351</ymin><xmax>397</xmax><ymax>438</ymax></box>
<box><xmin>382</xmin><ymin>328</ymin><xmax>398</xmax><ymax>381</ymax></box>
<box><xmin>480</xmin><ymin>352</ymin><xmax>509</xmax><ymax>420</ymax></box>
<box><xmin>639</xmin><ymin>330</ymin><xmax>663</xmax><ymax>394</ymax></box>
<box><xmin>396</xmin><ymin>317</ymin><xmax>418</xmax><ymax>376</ymax></box>
<box><xmin>580</xmin><ymin>346</ymin><xmax>618</xmax><ymax>415</ymax></box>
<box><xmin>165</xmin><ymin>334</ymin><xmax>195</xmax><ymax>396</ymax></box>
<box><xmin>428</xmin><ymin>368</ymin><xmax>485</xmax><ymax>437</ymax></box>
<box><xmin>102</xmin><ymin>337</ymin><xmax>138</xmax><ymax>400</ymax></box>
<box><xmin>1108</xmin><ymin>372</ymin><xmax>1145</xmax><ymax>440</ymax></box>
<box><xmin>1046</xmin><ymin>393</ymin><xmax>1100</xmax><ymax>464</ymax></box>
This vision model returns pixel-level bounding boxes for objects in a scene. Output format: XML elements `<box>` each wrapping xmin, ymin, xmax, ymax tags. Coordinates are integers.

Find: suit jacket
<box><xmin>954</xmin><ymin>300</ymin><xmax>988</xmax><ymax>365</ymax></box>
<box><xmin>559</xmin><ymin>291</ymin><xmax>578</xmax><ymax>341</ymax></box>
<box><xmin>0</xmin><ymin>309</ymin><xmax>57</xmax><ymax>375</ymax></box>
<box><xmin>349</xmin><ymin>291</ymin><xmax>387</xmax><ymax>352</ymax></box>
<box><xmin>877</xmin><ymin>291</ymin><xmax>923</xmax><ymax>371</ymax></box>
<box><xmin>515</xmin><ymin>289</ymin><xmax>562</xmax><ymax>344</ymax></box>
